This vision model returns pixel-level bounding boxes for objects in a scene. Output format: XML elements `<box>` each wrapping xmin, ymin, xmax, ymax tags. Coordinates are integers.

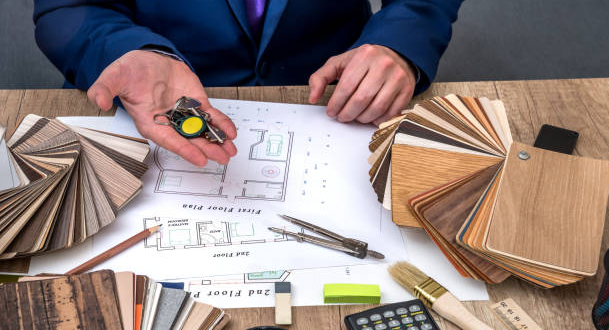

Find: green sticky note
<box><xmin>323</xmin><ymin>283</ymin><xmax>381</xmax><ymax>304</ymax></box>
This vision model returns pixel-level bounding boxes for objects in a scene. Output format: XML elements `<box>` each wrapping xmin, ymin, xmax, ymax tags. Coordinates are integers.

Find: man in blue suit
<box><xmin>34</xmin><ymin>0</ymin><xmax>462</xmax><ymax>166</ymax></box>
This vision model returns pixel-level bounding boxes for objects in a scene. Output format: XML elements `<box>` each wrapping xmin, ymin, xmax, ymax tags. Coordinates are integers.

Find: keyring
<box><xmin>153</xmin><ymin>96</ymin><xmax>227</xmax><ymax>143</ymax></box>
<box><xmin>153</xmin><ymin>113</ymin><xmax>174</xmax><ymax>126</ymax></box>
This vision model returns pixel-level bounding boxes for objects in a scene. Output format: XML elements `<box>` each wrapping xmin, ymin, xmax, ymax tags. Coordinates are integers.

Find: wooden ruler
<box><xmin>490</xmin><ymin>298</ymin><xmax>542</xmax><ymax>330</ymax></box>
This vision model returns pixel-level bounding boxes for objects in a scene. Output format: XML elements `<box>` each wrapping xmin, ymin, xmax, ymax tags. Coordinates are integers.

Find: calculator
<box><xmin>344</xmin><ymin>299</ymin><xmax>438</xmax><ymax>330</ymax></box>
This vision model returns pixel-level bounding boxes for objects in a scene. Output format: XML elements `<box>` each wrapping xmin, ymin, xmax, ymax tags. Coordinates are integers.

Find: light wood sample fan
<box><xmin>368</xmin><ymin>95</ymin><xmax>609</xmax><ymax>287</ymax></box>
<box><xmin>0</xmin><ymin>114</ymin><xmax>149</xmax><ymax>259</ymax></box>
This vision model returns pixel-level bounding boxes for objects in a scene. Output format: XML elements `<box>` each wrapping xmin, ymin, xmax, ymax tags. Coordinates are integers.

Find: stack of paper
<box><xmin>3</xmin><ymin>270</ymin><xmax>229</xmax><ymax>330</ymax></box>
<box><xmin>0</xmin><ymin>114</ymin><xmax>149</xmax><ymax>259</ymax></box>
<box><xmin>368</xmin><ymin>95</ymin><xmax>609</xmax><ymax>288</ymax></box>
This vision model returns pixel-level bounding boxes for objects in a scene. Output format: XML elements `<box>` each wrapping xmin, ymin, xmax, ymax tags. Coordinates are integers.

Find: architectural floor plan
<box><xmin>144</xmin><ymin>216</ymin><xmax>287</xmax><ymax>250</ymax></box>
<box><xmin>154</xmin><ymin>128</ymin><xmax>294</xmax><ymax>201</ymax></box>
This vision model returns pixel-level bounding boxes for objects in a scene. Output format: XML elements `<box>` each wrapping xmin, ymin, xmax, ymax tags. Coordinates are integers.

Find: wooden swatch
<box><xmin>410</xmin><ymin>163</ymin><xmax>511</xmax><ymax>283</ymax></box>
<box><xmin>0</xmin><ymin>270</ymin><xmax>123</xmax><ymax>329</ymax></box>
<box><xmin>0</xmin><ymin>115</ymin><xmax>149</xmax><ymax>260</ymax></box>
<box><xmin>485</xmin><ymin>142</ymin><xmax>609</xmax><ymax>275</ymax></box>
<box><xmin>390</xmin><ymin>145</ymin><xmax>502</xmax><ymax>227</ymax></box>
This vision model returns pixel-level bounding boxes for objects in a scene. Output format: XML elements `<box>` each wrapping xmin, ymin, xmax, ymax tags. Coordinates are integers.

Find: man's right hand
<box><xmin>87</xmin><ymin>50</ymin><xmax>237</xmax><ymax>167</ymax></box>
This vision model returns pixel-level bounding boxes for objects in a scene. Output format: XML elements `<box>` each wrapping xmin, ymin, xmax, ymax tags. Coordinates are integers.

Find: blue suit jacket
<box><xmin>34</xmin><ymin>0</ymin><xmax>462</xmax><ymax>94</ymax></box>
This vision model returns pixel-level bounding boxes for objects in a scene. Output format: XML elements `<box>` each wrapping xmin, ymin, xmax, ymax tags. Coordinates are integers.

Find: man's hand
<box><xmin>308</xmin><ymin>44</ymin><xmax>416</xmax><ymax>126</ymax></box>
<box><xmin>87</xmin><ymin>50</ymin><xmax>237</xmax><ymax>167</ymax></box>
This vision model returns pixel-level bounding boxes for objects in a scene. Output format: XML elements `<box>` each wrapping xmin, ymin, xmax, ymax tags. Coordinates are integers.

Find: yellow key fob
<box><xmin>175</xmin><ymin>115</ymin><xmax>207</xmax><ymax>138</ymax></box>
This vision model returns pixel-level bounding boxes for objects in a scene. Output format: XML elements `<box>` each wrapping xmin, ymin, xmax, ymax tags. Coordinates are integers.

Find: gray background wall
<box><xmin>1</xmin><ymin>0</ymin><xmax>608</xmax><ymax>89</ymax></box>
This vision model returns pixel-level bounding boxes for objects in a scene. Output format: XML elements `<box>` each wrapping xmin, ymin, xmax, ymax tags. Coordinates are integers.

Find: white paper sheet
<box><xmin>31</xmin><ymin>99</ymin><xmax>409</xmax><ymax>279</ymax></box>
<box><xmin>28</xmin><ymin>101</ymin><xmax>489</xmax><ymax>306</ymax></box>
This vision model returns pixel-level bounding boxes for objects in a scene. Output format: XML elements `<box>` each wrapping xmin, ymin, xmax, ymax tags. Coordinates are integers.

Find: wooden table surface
<box><xmin>2</xmin><ymin>79</ymin><xmax>609</xmax><ymax>329</ymax></box>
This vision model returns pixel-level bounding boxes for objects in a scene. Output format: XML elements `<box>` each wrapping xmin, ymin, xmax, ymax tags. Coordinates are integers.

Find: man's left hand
<box><xmin>308</xmin><ymin>44</ymin><xmax>416</xmax><ymax>126</ymax></box>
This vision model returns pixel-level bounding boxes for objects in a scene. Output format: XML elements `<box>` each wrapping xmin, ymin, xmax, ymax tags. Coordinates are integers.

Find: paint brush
<box><xmin>388</xmin><ymin>261</ymin><xmax>492</xmax><ymax>330</ymax></box>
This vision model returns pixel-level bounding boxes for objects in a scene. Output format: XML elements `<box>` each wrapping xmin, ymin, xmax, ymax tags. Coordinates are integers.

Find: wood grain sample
<box><xmin>0</xmin><ymin>114</ymin><xmax>149</xmax><ymax>260</ymax></box>
<box><xmin>485</xmin><ymin>142</ymin><xmax>609</xmax><ymax>275</ymax></box>
<box><xmin>0</xmin><ymin>270</ymin><xmax>123</xmax><ymax>330</ymax></box>
<box><xmin>391</xmin><ymin>144</ymin><xmax>502</xmax><ymax>227</ymax></box>
<box><xmin>411</xmin><ymin>163</ymin><xmax>511</xmax><ymax>283</ymax></box>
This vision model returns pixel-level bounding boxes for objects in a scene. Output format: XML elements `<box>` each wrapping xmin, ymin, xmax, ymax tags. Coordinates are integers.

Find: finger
<box><xmin>190</xmin><ymin>138</ymin><xmax>231</xmax><ymax>164</ymax></box>
<box><xmin>326</xmin><ymin>60</ymin><xmax>368</xmax><ymax>117</ymax></box>
<box><xmin>87</xmin><ymin>62</ymin><xmax>126</xmax><ymax>111</ymax></box>
<box><xmin>193</xmin><ymin>97</ymin><xmax>238</xmax><ymax>141</ymax></box>
<box><xmin>202</xmin><ymin>107</ymin><xmax>238</xmax><ymax>140</ymax></box>
<box><xmin>372</xmin><ymin>91</ymin><xmax>413</xmax><ymax>126</ymax></box>
<box><xmin>221</xmin><ymin>139</ymin><xmax>238</xmax><ymax>157</ymax></box>
<box><xmin>336</xmin><ymin>70</ymin><xmax>386</xmax><ymax>123</ymax></box>
<box><xmin>355</xmin><ymin>80</ymin><xmax>401</xmax><ymax>124</ymax></box>
<box><xmin>140</xmin><ymin>124</ymin><xmax>208</xmax><ymax>167</ymax></box>
<box><xmin>308</xmin><ymin>56</ymin><xmax>341</xmax><ymax>104</ymax></box>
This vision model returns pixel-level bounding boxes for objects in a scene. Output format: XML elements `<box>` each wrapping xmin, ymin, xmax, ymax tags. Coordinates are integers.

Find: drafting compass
<box><xmin>268</xmin><ymin>214</ymin><xmax>385</xmax><ymax>259</ymax></box>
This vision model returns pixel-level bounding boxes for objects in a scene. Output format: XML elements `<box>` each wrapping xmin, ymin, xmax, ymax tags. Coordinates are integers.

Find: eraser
<box><xmin>275</xmin><ymin>282</ymin><xmax>292</xmax><ymax>325</ymax></box>
<box><xmin>323</xmin><ymin>283</ymin><xmax>381</xmax><ymax>304</ymax></box>
<box><xmin>275</xmin><ymin>282</ymin><xmax>291</xmax><ymax>293</ymax></box>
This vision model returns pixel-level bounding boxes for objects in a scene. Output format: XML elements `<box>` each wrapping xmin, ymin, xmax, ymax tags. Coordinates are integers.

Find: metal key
<box><xmin>154</xmin><ymin>96</ymin><xmax>226</xmax><ymax>143</ymax></box>
<box><xmin>204</xmin><ymin>124</ymin><xmax>227</xmax><ymax>143</ymax></box>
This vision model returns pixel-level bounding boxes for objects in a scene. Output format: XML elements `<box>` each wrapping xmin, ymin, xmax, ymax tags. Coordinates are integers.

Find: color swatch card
<box><xmin>1</xmin><ymin>270</ymin><xmax>229</xmax><ymax>330</ymax></box>
<box><xmin>369</xmin><ymin>95</ymin><xmax>609</xmax><ymax>287</ymax></box>
<box><xmin>0</xmin><ymin>115</ymin><xmax>149</xmax><ymax>260</ymax></box>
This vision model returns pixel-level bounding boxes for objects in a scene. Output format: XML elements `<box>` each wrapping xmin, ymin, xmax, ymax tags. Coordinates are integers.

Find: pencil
<box><xmin>66</xmin><ymin>225</ymin><xmax>162</xmax><ymax>275</ymax></box>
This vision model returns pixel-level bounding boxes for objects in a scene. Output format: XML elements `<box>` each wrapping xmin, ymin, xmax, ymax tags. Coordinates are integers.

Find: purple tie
<box><xmin>244</xmin><ymin>0</ymin><xmax>267</xmax><ymax>39</ymax></box>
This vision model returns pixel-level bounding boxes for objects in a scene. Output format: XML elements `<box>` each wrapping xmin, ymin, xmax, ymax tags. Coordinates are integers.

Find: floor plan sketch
<box><xmin>144</xmin><ymin>217</ymin><xmax>288</xmax><ymax>251</ymax></box>
<box><xmin>238</xmin><ymin>129</ymin><xmax>294</xmax><ymax>201</ymax></box>
<box><xmin>153</xmin><ymin>128</ymin><xmax>294</xmax><ymax>202</ymax></box>
<box><xmin>154</xmin><ymin>147</ymin><xmax>228</xmax><ymax>197</ymax></box>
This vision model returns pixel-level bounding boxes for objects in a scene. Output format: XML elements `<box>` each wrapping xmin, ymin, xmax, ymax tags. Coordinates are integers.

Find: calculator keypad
<box><xmin>401</xmin><ymin>317</ymin><xmax>413</xmax><ymax>324</ymax></box>
<box><xmin>383</xmin><ymin>311</ymin><xmax>396</xmax><ymax>318</ymax></box>
<box><xmin>344</xmin><ymin>299</ymin><xmax>437</xmax><ymax>330</ymax></box>
<box><xmin>388</xmin><ymin>320</ymin><xmax>401</xmax><ymax>327</ymax></box>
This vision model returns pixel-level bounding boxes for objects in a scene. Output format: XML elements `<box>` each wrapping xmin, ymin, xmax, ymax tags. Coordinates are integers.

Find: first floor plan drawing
<box><xmin>143</xmin><ymin>217</ymin><xmax>288</xmax><ymax>251</ymax></box>
<box><xmin>153</xmin><ymin>128</ymin><xmax>294</xmax><ymax>202</ymax></box>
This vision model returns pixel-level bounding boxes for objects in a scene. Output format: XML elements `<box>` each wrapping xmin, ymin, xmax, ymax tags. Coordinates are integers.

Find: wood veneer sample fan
<box><xmin>391</xmin><ymin>144</ymin><xmax>502</xmax><ymax>227</ymax></box>
<box><xmin>0</xmin><ymin>114</ymin><xmax>149</xmax><ymax>260</ymax></box>
<box><xmin>409</xmin><ymin>163</ymin><xmax>511</xmax><ymax>283</ymax></box>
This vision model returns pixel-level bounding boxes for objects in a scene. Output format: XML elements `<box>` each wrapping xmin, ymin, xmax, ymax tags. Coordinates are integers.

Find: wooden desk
<box><xmin>1</xmin><ymin>79</ymin><xmax>608</xmax><ymax>329</ymax></box>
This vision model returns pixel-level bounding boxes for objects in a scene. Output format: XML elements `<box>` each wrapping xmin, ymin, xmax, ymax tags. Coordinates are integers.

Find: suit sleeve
<box><xmin>351</xmin><ymin>0</ymin><xmax>464</xmax><ymax>94</ymax></box>
<box><xmin>33</xmin><ymin>1</ymin><xmax>191</xmax><ymax>90</ymax></box>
